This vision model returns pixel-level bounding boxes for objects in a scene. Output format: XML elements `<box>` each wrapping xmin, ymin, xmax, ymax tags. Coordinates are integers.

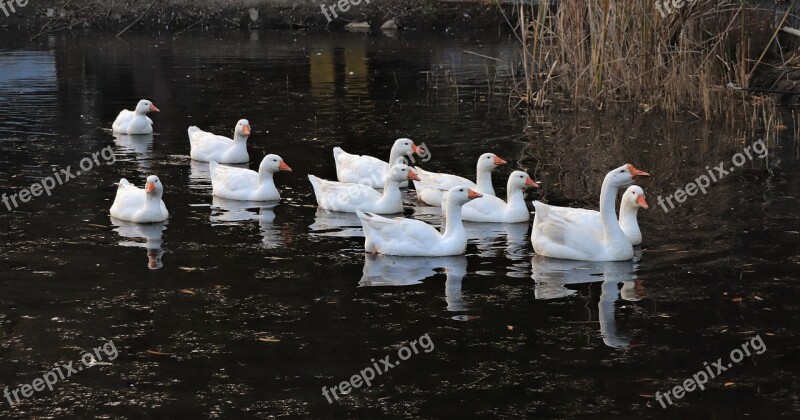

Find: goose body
<box><xmin>540</xmin><ymin>185</ymin><xmax>648</xmax><ymax>245</ymax></box>
<box><xmin>413</xmin><ymin>153</ymin><xmax>506</xmax><ymax>207</ymax></box>
<box><xmin>109</xmin><ymin>175</ymin><xmax>169</xmax><ymax>223</ymax></box>
<box><xmin>357</xmin><ymin>186</ymin><xmax>482</xmax><ymax>257</ymax></box>
<box><xmin>333</xmin><ymin>138</ymin><xmax>421</xmax><ymax>188</ymax></box>
<box><xmin>460</xmin><ymin>170</ymin><xmax>538</xmax><ymax>223</ymax></box>
<box><xmin>112</xmin><ymin>99</ymin><xmax>159</xmax><ymax>134</ymax></box>
<box><xmin>189</xmin><ymin>119</ymin><xmax>250</xmax><ymax>163</ymax></box>
<box><xmin>531</xmin><ymin>164</ymin><xmax>650</xmax><ymax>261</ymax></box>
<box><xmin>309</xmin><ymin>164</ymin><xmax>418</xmax><ymax>214</ymax></box>
<box><xmin>210</xmin><ymin>154</ymin><xmax>291</xmax><ymax>201</ymax></box>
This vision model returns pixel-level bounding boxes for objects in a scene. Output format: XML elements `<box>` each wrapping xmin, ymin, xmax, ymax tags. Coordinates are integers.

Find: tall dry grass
<box><xmin>507</xmin><ymin>0</ymin><xmax>785</xmax><ymax>132</ymax></box>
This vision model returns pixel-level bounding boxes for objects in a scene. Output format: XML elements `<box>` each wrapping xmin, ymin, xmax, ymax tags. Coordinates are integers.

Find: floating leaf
<box><xmin>179</xmin><ymin>289</ymin><xmax>195</xmax><ymax>295</ymax></box>
<box><xmin>178</xmin><ymin>267</ymin><xmax>198</xmax><ymax>272</ymax></box>
<box><xmin>639</xmin><ymin>393</ymin><xmax>656</xmax><ymax>398</ymax></box>
<box><xmin>732</xmin><ymin>297</ymin><xmax>743</xmax><ymax>303</ymax></box>
<box><xmin>146</xmin><ymin>350</ymin><xmax>172</xmax><ymax>356</ymax></box>
<box><xmin>724</xmin><ymin>382</ymin><xmax>735</xmax><ymax>387</ymax></box>
<box><xmin>754</xmin><ymin>296</ymin><xmax>763</xmax><ymax>301</ymax></box>
<box><xmin>258</xmin><ymin>337</ymin><xmax>280</xmax><ymax>343</ymax></box>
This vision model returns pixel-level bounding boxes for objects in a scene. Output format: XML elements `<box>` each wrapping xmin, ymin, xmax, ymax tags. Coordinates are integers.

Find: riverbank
<box><xmin>1</xmin><ymin>0</ymin><xmax>517</xmax><ymax>36</ymax></box>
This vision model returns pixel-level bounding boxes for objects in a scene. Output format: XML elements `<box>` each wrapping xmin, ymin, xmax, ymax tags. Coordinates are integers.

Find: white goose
<box><xmin>309</xmin><ymin>164</ymin><xmax>419</xmax><ymax>214</ymax></box>
<box><xmin>210</xmin><ymin>154</ymin><xmax>291</xmax><ymax>201</ymax></box>
<box><xmin>618</xmin><ymin>186</ymin><xmax>648</xmax><ymax>245</ymax></box>
<box><xmin>356</xmin><ymin>186</ymin><xmax>482</xmax><ymax>256</ymax></box>
<box><xmin>540</xmin><ymin>185</ymin><xmax>649</xmax><ymax>245</ymax></box>
<box><xmin>459</xmin><ymin>170</ymin><xmax>539</xmax><ymax>223</ymax></box>
<box><xmin>333</xmin><ymin>138</ymin><xmax>422</xmax><ymax>188</ymax></box>
<box><xmin>413</xmin><ymin>153</ymin><xmax>506</xmax><ymax>207</ymax></box>
<box><xmin>188</xmin><ymin>119</ymin><xmax>251</xmax><ymax>163</ymax></box>
<box><xmin>109</xmin><ymin>175</ymin><xmax>169</xmax><ymax>223</ymax></box>
<box><xmin>531</xmin><ymin>164</ymin><xmax>650</xmax><ymax>261</ymax></box>
<box><xmin>112</xmin><ymin>99</ymin><xmax>159</xmax><ymax>134</ymax></box>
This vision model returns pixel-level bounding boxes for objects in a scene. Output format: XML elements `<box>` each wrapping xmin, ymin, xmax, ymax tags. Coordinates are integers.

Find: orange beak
<box><xmin>242</xmin><ymin>125</ymin><xmax>251</xmax><ymax>135</ymax></box>
<box><xmin>411</xmin><ymin>144</ymin><xmax>423</xmax><ymax>154</ymax></box>
<box><xmin>149</xmin><ymin>104</ymin><xmax>160</xmax><ymax>112</ymax></box>
<box><xmin>493</xmin><ymin>156</ymin><xmax>507</xmax><ymax>165</ymax></box>
<box><xmin>279</xmin><ymin>161</ymin><xmax>292</xmax><ymax>172</ymax></box>
<box><xmin>145</xmin><ymin>181</ymin><xmax>155</xmax><ymax>193</ymax></box>
<box><xmin>525</xmin><ymin>177</ymin><xmax>540</xmax><ymax>188</ymax></box>
<box><xmin>626</xmin><ymin>164</ymin><xmax>650</xmax><ymax>177</ymax></box>
<box><xmin>636</xmin><ymin>195</ymin><xmax>649</xmax><ymax>209</ymax></box>
<box><xmin>467</xmin><ymin>189</ymin><xmax>483</xmax><ymax>199</ymax></box>
<box><xmin>407</xmin><ymin>170</ymin><xmax>421</xmax><ymax>181</ymax></box>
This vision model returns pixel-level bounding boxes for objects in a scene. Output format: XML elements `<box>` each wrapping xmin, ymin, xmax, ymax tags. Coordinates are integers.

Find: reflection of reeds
<box><xmin>507</xmin><ymin>0</ymin><xmax>782</xmax><ymax>129</ymax></box>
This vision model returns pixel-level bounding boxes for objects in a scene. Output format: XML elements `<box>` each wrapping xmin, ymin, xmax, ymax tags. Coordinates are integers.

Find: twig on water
<box><xmin>451</xmin><ymin>374</ymin><xmax>491</xmax><ymax>392</ymax></box>
<box><xmin>463</xmin><ymin>50</ymin><xmax>504</xmax><ymax>62</ymax></box>
<box><xmin>117</xmin><ymin>0</ymin><xmax>157</xmax><ymax>38</ymax></box>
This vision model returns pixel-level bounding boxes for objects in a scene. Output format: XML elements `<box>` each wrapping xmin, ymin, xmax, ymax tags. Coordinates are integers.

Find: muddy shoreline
<box><xmin>1</xmin><ymin>0</ymin><xmax>515</xmax><ymax>36</ymax></box>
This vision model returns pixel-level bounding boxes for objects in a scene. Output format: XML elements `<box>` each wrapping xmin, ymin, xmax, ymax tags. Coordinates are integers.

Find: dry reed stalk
<box><xmin>508</xmin><ymin>0</ymin><xmax>782</xmax><ymax>133</ymax></box>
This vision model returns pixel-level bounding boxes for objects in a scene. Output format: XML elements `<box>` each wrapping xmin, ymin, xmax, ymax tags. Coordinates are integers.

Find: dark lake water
<box><xmin>1</xmin><ymin>30</ymin><xmax>799</xmax><ymax>418</ymax></box>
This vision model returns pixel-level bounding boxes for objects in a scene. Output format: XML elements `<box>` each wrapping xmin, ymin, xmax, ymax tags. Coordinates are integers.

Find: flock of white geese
<box><xmin>110</xmin><ymin>99</ymin><xmax>650</xmax><ymax>262</ymax></box>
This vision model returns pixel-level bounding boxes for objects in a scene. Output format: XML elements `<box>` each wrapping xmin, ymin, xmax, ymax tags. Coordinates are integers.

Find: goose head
<box><xmin>259</xmin><ymin>154</ymin><xmax>291</xmax><ymax>174</ymax></box>
<box><xmin>605</xmin><ymin>164</ymin><xmax>650</xmax><ymax>188</ymax></box>
<box><xmin>508</xmin><ymin>170</ymin><xmax>540</xmax><ymax>191</ymax></box>
<box><xmin>446</xmin><ymin>186</ymin><xmax>483</xmax><ymax>205</ymax></box>
<box><xmin>390</xmin><ymin>138</ymin><xmax>422</xmax><ymax>164</ymax></box>
<box><xmin>622</xmin><ymin>185</ymin><xmax>649</xmax><ymax>209</ymax></box>
<box><xmin>235</xmin><ymin>119</ymin><xmax>251</xmax><ymax>137</ymax></box>
<box><xmin>477</xmin><ymin>153</ymin><xmax>507</xmax><ymax>172</ymax></box>
<box><xmin>135</xmin><ymin>99</ymin><xmax>159</xmax><ymax>114</ymax></box>
<box><xmin>387</xmin><ymin>164</ymin><xmax>420</xmax><ymax>183</ymax></box>
<box><xmin>144</xmin><ymin>175</ymin><xmax>164</xmax><ymax>197</ymax></box>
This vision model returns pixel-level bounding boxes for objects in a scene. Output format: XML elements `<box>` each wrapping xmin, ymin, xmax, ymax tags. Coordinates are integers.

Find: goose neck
<box><xmin>475</xmin><ymin>169</ymin><xmax>494</xmax><ymax>195</ymax></box>
<box><xmin>443</xmin><ymin>199</ymin><xmax>465</xmax><ymax>238</ymax></box>
<box><xmin>599</xmin><ymin>177</ymin><xmax>625</xmax><ymax>238</ymax></box>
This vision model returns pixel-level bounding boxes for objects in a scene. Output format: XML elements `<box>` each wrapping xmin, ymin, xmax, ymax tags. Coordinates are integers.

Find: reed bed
<box><xmin>506</xmin><ymin>0</ymin><xmax>787</xmax><ymax>131</ymax></box>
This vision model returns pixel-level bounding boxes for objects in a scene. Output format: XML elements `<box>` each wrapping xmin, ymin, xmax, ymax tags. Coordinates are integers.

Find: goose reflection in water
<box><xmin>465</xmin><ymin>221</ymin><xmax>529</xmax><ymax>260</ymax></box>
<box><xmin>531</xmin><ymin>255</ymin><xmax>646</xmax><ymax>349</ymax></box>
<box><xmin>309</xmin><ymin>207</ymin><xmax>366</xmax><ymax>238</ymax></box>
<box><xmin>359</xmin><ymin>254</ymin><xmax>469</xmax><ymax>311</ymax></box>
<box><xmin>110</xmin><ymin>217</ymin><xmax>165</xmax><ymax>270</ymax></box>
<box><xmin>113</xmin><ymin>133</ymin><xmax>154</xmax><ymax>172</ymax></box>
<box><xmin>210</xmin><ymin>197</ymin><xmax>286</xmax><ymax>248</ymax></box>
